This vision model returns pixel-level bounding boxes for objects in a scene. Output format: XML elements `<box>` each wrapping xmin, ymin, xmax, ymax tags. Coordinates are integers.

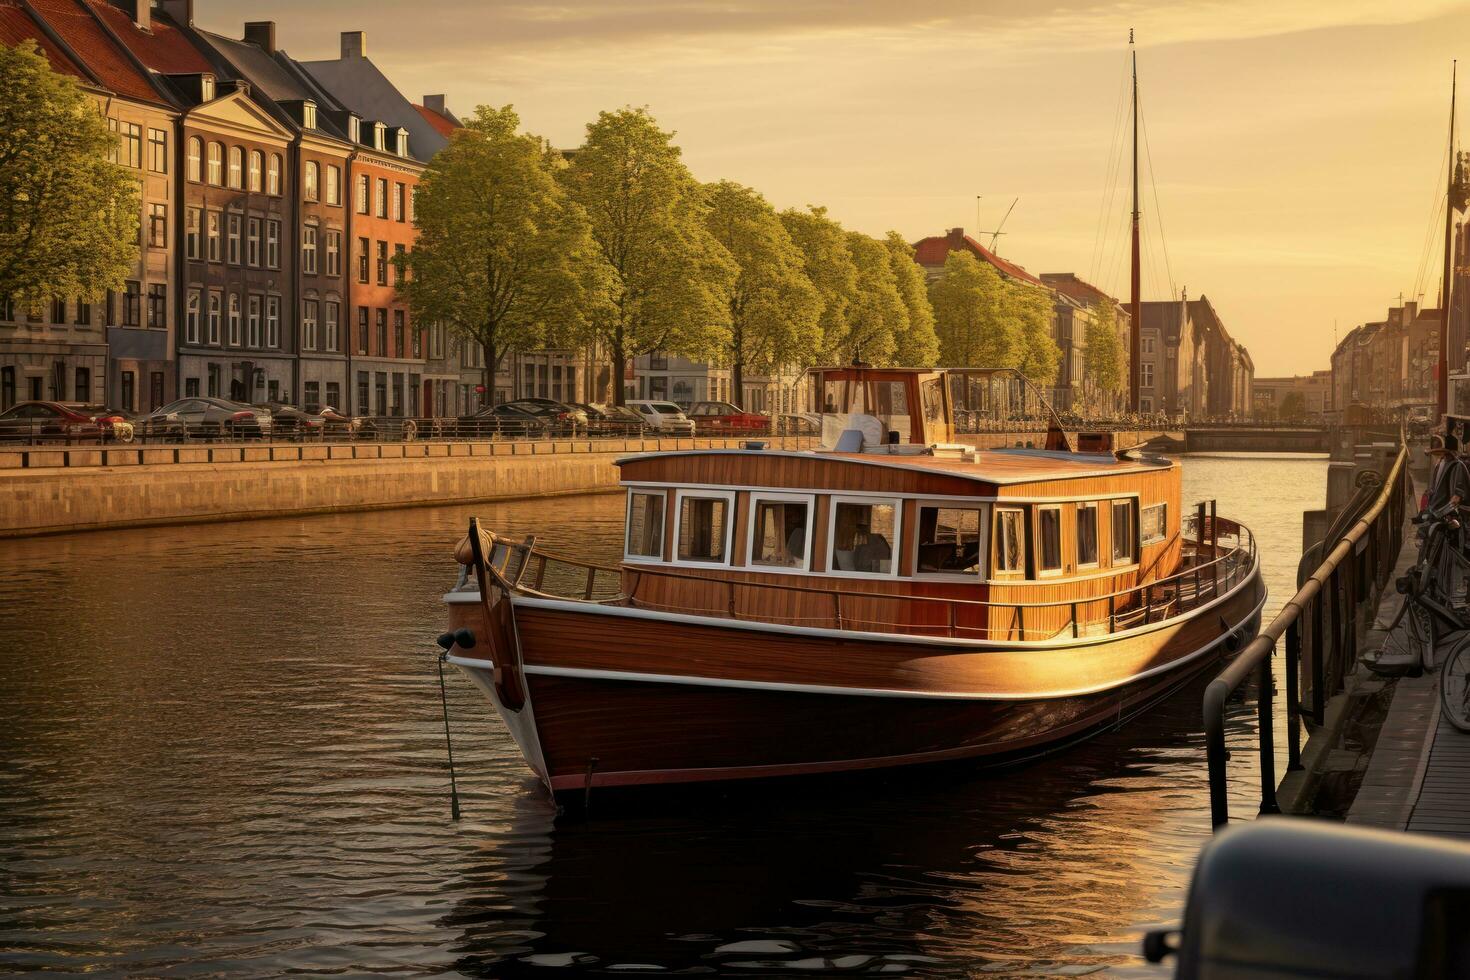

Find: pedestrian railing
<box><xmin>1202</xmin><ymin>439</ymin><xmax>1410</xmax><ymax>829</ymax></box>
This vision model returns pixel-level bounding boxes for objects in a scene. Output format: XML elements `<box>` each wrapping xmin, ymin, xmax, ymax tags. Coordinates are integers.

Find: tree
<box><xmin>882</xmin><ymin>231</ymin><xmax>939</xmax><ymax>367</ymax></box>
<box><xmin>702</xmin><ymin>181</ymin><xmax>820</xmax><ymax>400</ymax></box>
<box><xmin>397</xmin><ymin>105</ymin><xmax>603</xmax><ymax>401</ymax></box>
<box><xmin>1278</xmin><ymin>391</ymin><xmax>1307</xmax><ymax>420</ymax></box>
<box><xmin>779</xmin><ymin>206</ymin><xmax>859</xmax><ymax>362</ymax></box>
<box><xmin>841</xmin><ymin>231</ymin><xmax>906</xmax><ymax>365</ymax></box>
<box><xmin>1082</xmin><ymin>302</ymin><xmax>1126</xmax><ymax>412</ymax></box>
<box><xmin>927</xmin><ymin>251</ymin><xmax>1021</xmax><ymax>369</ymax></box>
<box><xmin>561</xmin><ymin>107</ymin><xmax>736</xmax><ymax>403</ymax></box>
<box><xmin>0</xmin><ymin>40</ymin><xmax>138</xmax><ymax>307</ymax></box>
<box><xmin>1012</xmin><ymin>282</ymin><xmax>1062</xmax><ymax>388</ymax></box>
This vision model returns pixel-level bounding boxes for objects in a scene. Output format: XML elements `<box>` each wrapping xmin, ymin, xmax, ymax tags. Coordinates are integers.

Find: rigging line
<box><xmin>1089</xmin><ymin>51</ymin><xmax>1133</xmax><ymax>286</ymax></box>
<box><xmin>1412</xmin><ymin>142</ymin><xmax>1450</xmax><ymax>304</ymax></box>
<box><xmin>1137</xmin><ymin>90</ymin><xmax>1176</xmax><ymax>301</ymax></box>
<box><xmin>1105</xmin><ymin>188</ymin><xmax>1133</xmax><ymax>298</ymax></box>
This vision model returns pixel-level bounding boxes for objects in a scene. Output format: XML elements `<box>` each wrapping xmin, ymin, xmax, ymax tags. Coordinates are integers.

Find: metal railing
<box><xmin>1202</xmin><ymin>440</ymin><xmax>1410</xmax><ymax>829</ymax></box>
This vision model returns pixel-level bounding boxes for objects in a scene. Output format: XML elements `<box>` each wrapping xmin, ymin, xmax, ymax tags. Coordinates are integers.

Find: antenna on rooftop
<box><xmin>978</xmin><ymin>197</ymin><xmax>1019</xmax><ymax>253</ymax></box>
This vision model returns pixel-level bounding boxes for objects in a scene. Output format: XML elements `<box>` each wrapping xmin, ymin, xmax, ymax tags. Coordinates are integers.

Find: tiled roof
<box><xmin>0</xmin><ymin>0</ymin><xmax>86</xmax><ymax>79</ymax></box>
<box><xmin>25</xmin><ymin>0</ymin><xmax>160</xmax><ymax>103</ymax></box>
<box><xmin>912</xmin><ymin>228</ymin><xmax>1044</xmax><ymax>287</ymax></box>
<box><xmin>299</xmin><ymin>52</ymin><xmax>445</xmax><ymax>160</ymax></box>
<box><xmin>86</xmin><ymin>0</ymin><xmax>208</xmax><ymax>75</ymax></box>
<box><xmin>193</xmin><ymin>29</ymin><xmax>351</xmax><ymax>141</ymax></box>
<box><xmin>1039</xmin><ymin>272</ymin><xmax>1122</xmax><ymax>309</ymax></box>
<box><xmin>414</xmin><ymin>103</ymin><xmax>456</xmax><ymax>138</ymax></box>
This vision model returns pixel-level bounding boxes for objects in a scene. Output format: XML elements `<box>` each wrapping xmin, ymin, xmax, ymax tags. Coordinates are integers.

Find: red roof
<box><xmin>413</xmin><ymin>103</ymin><xmax>457</xmax><ymax>138</ymax></box>
<box><xmin>1039</xmin><ymin>272</ymin><xmax>1121</xmax><ymax>309</ymax></box>
<box><xmin>25</xmin><ymin>0</ymin><xmax>160</xmax><ymax>103</ymax></box>
<box><xmin>0</xmin><ymin>0</ymin><xmax>87</xmax><ymax>79</ymax></box>
<box><xmin>86</xmin><ymin>0</ymin><xmax>210</xmax><ymax>75</ymax></box>
<box><xmin>912</xmin><ymin>228</ymin><xmax>1044</xmax><ymax>287</ymax></box>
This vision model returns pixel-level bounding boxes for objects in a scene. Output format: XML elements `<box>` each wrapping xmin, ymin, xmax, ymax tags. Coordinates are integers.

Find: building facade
<box><xmin>1253</xmin><ymin>371</ymin><xmax>1332</xmax><ymax>419</ymax></box>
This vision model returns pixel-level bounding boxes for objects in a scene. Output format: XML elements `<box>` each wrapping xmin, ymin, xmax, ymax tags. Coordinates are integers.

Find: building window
<box><xmin>1111</xmin><ymin>499</ymin><xmax>1137</xmax><ymax>565</ymax></box>
<box><xmin>207</xmin><ymin>292</ymin><xmax>221</xmax><ymax>344</ymax></box>
<box><xmin>74</xmin><ymin>298</ymin><xmax>90</xmax><ymax>326</ymax></box>
<box><xmin>302</xmin><ymin>299</ymin><xmax>318</xmax><ymax>351</ymax></box>
<box><xmin>748</xmin><ymin>494</ymin><xmax>812</xmax><ymax>570</ymax></box>
<box><xmin>411</xmin><ymin>319</ymin><xmax>421</xmax><ymax>358</ymax></box>
<box><xmin>303</xmin><ymin>161</ymin><xmax>319</xmax><ymax>202</ymax></box>
<box><xmin>50</xmin><ymin>296</ymin><xmax>66</xmax><ymax>323</ymax></box>
<box><xmin>1076</xmin><ymin>502</ymin><xmax>1099</xmax><ymax>568</ymax></box>
<box><xmin>1142</xmin><ymin>336</ymin><xmax>1156</xmax><ymax>355</ymax></box>
<box><xmin>207</xmin><ymin>141</ymin><xmax>222</xmax><ymax>184</ymax></box>
<box><xmin>247</xmin><ymin>294</ymin><xmax>261</xmax><ymax>348</ymax></box>
<box><xmin>119</xmin><ymin>371</ymin><xmax>134</xmax><ymax>412</ymax></box>
<box><xmin>147</xmin><ymin>283</ymin><xmax>166</xmax><ymax>328</ymax></box>
<box><xmin>357</xmin><ymin>307</ymin><xmax>369</xmax><ymax>354</ymax></box>
<box><xmin>376</xmin><ymin>308</ymin><xmax>387</xmax><ymax>355</ymax></box>
<box><xmin>376</xmin><ymin>241</ymin><xmax>388</xmax><ymax>285</ymax></box>
<box><xmin>1141</xmin><ymin>362</ymin><xmax>1154</xmax><ymax>388</ymax></box>
<box><xmin>265</xmin><ymin>220</ymin><xmax>280</xmax><ymax>269</ymax></box>
<box><xmin>227</xmin><ymin>293</ymin><xmax>241</xmax><ymax>346</ymax></box>
<box><xmin>266</xmin><ymin>296</ymin><xmax>280</xmax><ymax>348</ymax></box>
<box><xmin>227</xmin><ymin>212</ymin><xmax>241</xmax><ymax>265</ymax></box>
<box><xmin>325</xmin><ymin>381</ymin><xmax>340</xmax><ymax>412</ymax></box>
<box><xmin>914</xmin><ymin>506</ymin><xmax>983</xmax><ymax>575</ymax></box>
<box><xmin>248</xmin><ymin>149</ymin><xmax>262</xmax><ymax>192</ymax></box>
<box><xmin>186</xmin><ymin>289</ymin><xmax>200</xmax><ymax>343</ymax></box>
<box><xmin>121</xmin><ymin>280</ymin><xmax>140</xmax><ymax>326</ymax></box>
<box><xmin>324</xmin><ymin>301</ymin><xmax>339</xmax><ymax>352</ymax></box>
<box><xmin>625</xmin><ymin>491</ymin><xmax>665</xmax><ymax>559</ymax></box>
<box><xmin>114</xmin><ymin>120</ymin><xmax>141</xmax><ymax>168</ymax></box>
<box><xmin>185</xmin><ymin>377</ymin><xmax>199</xmax><ymax>397</ymax></box>
<box><xmin>267</xmin><ymin>154</ymin><xmax>281</xmax><ymax>195</ymax></box>
<box><xmin>206</xmin><ymin>210</ymin><xmax>221</xmax><ymax>262</ymax></box>
<box><xmin>228</xmin><ymin>145</ymin><xmax>243</xmax><ymax>188</ymax></box>
<box><xmin>0</xmin><ymin>297</ymin><xmax>12</xmax><ymax>321</ymax></box>
<box><xmin>829</xmin><ymin>498</ymin><xmax>898</xmax><ymax>575</ymax></box>
<box><xmin>302</xmin><ymin>224</ymin><xmax>318</xmax><ymax>274</ymax></box>
<box><xmin>1141</xmin><ymin>502</ymin><xmax>1167</xmax><ymax>545</ymax></box>
<box><xmin>375</xmin><ymin>372</ymin><xmax>387</xmax><ymax>415</ymax></box>
<box><xmin>324</xmin><ymin>231</ymin><xmax>341</xmax><ymax>277</ymax></box>
<box><xmin>393</xmin><ymin>243</ymin><xmax>405</xmax><ymax>284</ymax></box>
<box><xmin>187</xmin><ymin>136</ymin><xmax>201</xmax><ymax>181</ymax></box>
<box><xmin>356</xmin><ymin>173</ymin><xmax>369</xmax><ymax>213</ymax></box>
<box><xmin>186</xmin><ymin>207</ymin><xmax>201</xmax><ymax>258</ymax></box>
<box><xmin>993</xmin><ymin>507</ymin><xmax>1026</xmax><ymax>575</ymax></box>
<box><xmin>357</xmin><ymin>237</ymin><xmax>370</xmax><ymax>283</ymax></box>
<box><xmin>75</xmin><ymin>366</ymin><xmax>90</xmax><ymax>402</ymax></box>
<box><xmin>393</xmin><ymin>309</ymin><xmax>404</xmax><ymax>357</ymax></box>
<box><xmin>675</xmin><ymin>491</ymin><xmax>734</xmax><ymax>564</ymax></box>
<box><xmin>147</xmin><ymin>128</ymin><xmax>167</xmax><ymax>172</ymax></box>
<box><xmin>393</xmin><ymin>182</ymin><xmax>405</xmax><ymax>222</ymax></box>
<box><xmin>247</xmin><ymin>217</ymin><xmax>260</xmax><ymax>267</ymax></box>
<box><xmin>375</xmin><ymin>177</ymin><xmax>388</xmax><ymax>218</ymax></box>
<box><xmin>207</xmin><ymin>363</ymin><xmax>220</xmax><ymax>397</ymax></box>
<box><xmin>1037</xmin><ymin>505</ymin><xmax>1063</xmax><ymax>576</ymax></box>
<box><xmin>326</xmin><ymin>164</ymin><xmax>341</xmax><ymax>206</ymax></box>
<box><xmin>410</xmin><ymin>186</ymin><xmax>417</xmax><ymax>223</ymax></box>
<box><xmin>147</xmin><ymin>203</ymin><xmax>167</xmax><ymax>248</ymax></box>
<box><xmin>304</xmin><ymin>381</ymin><xmax>321</xmax><ymax>414</ymax></box>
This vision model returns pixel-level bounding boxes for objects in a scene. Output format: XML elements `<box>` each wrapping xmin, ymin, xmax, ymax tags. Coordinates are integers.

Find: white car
<box><xmin>627</xmin><ymin>399</ymin><xmax>696</xmax><ymax>435</ymax></box>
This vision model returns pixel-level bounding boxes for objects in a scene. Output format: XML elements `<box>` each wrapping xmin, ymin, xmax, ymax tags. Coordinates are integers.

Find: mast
<box><xmin>1129</xmin><ymin>30</ymin><xmax>1142</xmax><ymax>414</ymax></box>
<box><xmin>1440</xmin><ymin>61</ymin><xmax>1457</xmax><ymax>418</ymax></box>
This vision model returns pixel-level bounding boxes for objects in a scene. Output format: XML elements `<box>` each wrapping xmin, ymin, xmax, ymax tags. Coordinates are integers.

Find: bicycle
<box><xmin>1368</xmin><ymin>501</ymin><xmax>1470</xmax><ymax>731</ymax></box>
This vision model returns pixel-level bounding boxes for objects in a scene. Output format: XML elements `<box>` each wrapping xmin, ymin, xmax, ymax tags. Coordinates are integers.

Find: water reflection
<box><xmin>0</xmin><ymin>455</ymin><xmax>1324</xmax><ymax>976</ymax></box>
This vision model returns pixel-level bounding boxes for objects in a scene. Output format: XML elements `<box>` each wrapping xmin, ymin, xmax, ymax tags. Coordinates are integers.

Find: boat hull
<box><xmin>449</xmin><ymin>564</ymin><xmax>1266</xmax><ymax>795</ymax></box>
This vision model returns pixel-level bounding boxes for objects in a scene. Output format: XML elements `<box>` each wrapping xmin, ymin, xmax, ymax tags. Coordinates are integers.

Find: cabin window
<box><xmin>1141</xmin><ymin>503</ymin><xmax>1167</xmax><ymax>545</ymax></box>
<box><xmin>748</xmin><ymin>494</ymin><xmax>812</xmax><ymax>570</ymax></box>
<box><xmin>1077</xmin><ymin>503</ymin><xmax>1099</xmax><ymax>568</ymax></box>
<box><xmin>871</xmin><ymin>381</ymin><xmax>911</xmax><ymax>443</ymax></box>
<box><xmin>676</xmin><ymin>491</ymin><xmax>733</xmax><ymax>564</ymax></box>
<box><xmin>829</xmin><ymin>498</ymin><xmax>898</xmax><ymax>575</ymax></box>
<box><xmin>1037</xmin><ymin>506</ymin><xmax>1063</xmax><ymax>575</ymax></box>
<box><xmin>915</xmin><ymin>506</ymin><xmax>983</xmax><ymax>575</ymax></box>
<box><xmin>920</xmin><ymin>377</ymin><xmax>945</xmax><ymax>430</ymax></box>
<box><xmin>993</xmin><ymin>507</ymin><xmax>1026</xmax><ymax>575</ymax></box>
<box><xmin>625</xmin><ymin>491</ymin><xmax>664</xmax><ymax>559</ymax></box>
<box><xmin>1112</xmin><ymin>499</ymin><xmax>1138</xmax><ymax>565</ymax></box>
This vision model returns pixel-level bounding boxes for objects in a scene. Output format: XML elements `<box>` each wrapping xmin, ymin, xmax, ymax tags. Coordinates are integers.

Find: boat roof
<box><xmin>614</xmin><ymin>447</ymin><xmax>1173</xmax><ymax>487</ymax></box>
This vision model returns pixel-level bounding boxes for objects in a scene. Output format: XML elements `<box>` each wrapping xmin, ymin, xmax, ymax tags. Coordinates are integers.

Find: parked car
<box><xmin>578</xmin><ymin>402</ymin><xmax>646</xmax><ymax>436</ymax></box>
<box><xmin>0</xmin><ymin>401</ymin><xmax>104</xmax><ymax>443</ymax></box>
<box><xmin>687</xmin><ymin>400</ymin><xmax>769</xmax><ymax>434</ymax></box>
<box><xmin>139</xmin><ymin>398</ymin><xmax>273</xmax><ymax>440</ymax></box>
<box><xmin>254</xmin><ymin>402</ymin><xmax>324</xmax><ymax>439</ymax></box>
<box><xmin>627</xmin><ymin>399</ymin><xmax>696</xmax><ymax>436</ymax></box>
<box><xmin>501</xmin><ymin>398</ymin><xmax>588</xmax><ymax>436</ymax></box>
<box><xmin>82</xmin><ymin>406</ymin><xmax>137</xmax><ymax>443</ymax></box>
<box><xmin>456</xmin><ymin>403</ymin><xmax>548</xmax><ymax>439</ymax></box>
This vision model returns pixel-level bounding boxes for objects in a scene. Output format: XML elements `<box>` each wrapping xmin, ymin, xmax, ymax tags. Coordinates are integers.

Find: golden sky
<box><xmin>199</xmin><ymin>0</ymin><xmax>1470</xmax><ymax>376</ymax></box>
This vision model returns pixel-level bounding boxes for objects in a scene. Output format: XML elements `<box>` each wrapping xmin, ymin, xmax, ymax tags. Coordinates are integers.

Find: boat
<box><xmin>439</xmin><ymin>365</ymin><xmax>1266</xmax><ymax>797</ymax></box>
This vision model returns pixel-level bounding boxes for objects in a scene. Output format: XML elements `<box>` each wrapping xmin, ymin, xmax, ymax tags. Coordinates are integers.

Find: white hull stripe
<box><xmin>446</xmin><ymin>585</ymin><xmax>1267</xmax><ymax>702</ymax></box>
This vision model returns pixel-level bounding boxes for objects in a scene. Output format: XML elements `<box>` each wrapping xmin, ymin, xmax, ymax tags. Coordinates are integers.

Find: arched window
<box><xmin>228</xmin><ymin>146</ymin><xmax>243</xmax><ymax>188</ymax></box>
<box><xmin>248</xmin><ymin>150</ymin><xmax>262</xmax><ymax>192</ymax></box>
<box><xmin>303</xmin><ymin>161</ymin><xmax>319</xmax><ymax>202</ymax></box>
<box><xmin>187</xmin><ymin>136</ymin><xmax>201</xmax><ymax>182</ymax></box>
<box><xmin>206</xmin><ymin>141</ymin><xmax>223</xmax><ymax>185</ymax></box>
<box><xmin>267</xmin><ymin>154</ymin><xmax>281</xmax><ymax>195</ymax></box>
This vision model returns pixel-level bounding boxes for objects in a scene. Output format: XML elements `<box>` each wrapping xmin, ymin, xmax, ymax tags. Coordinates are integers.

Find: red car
<box><xmin>0</xmin><ymin>401</ymin><xmax>107</xmax><ymax>443</ymax></box>
<box><xmin>687</xmin><ymin>401</ymin><xmax>769</xmax><ymax>434</ymax></box>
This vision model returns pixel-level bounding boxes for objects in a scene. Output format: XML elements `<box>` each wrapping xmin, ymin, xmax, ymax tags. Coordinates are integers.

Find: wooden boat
<box><xmin>441</xmin><ymin>366</ymin><xmax>1265</xmax><ymax>797</ymax></box>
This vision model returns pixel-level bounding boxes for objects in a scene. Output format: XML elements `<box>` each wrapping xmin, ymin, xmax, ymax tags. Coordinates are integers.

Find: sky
<box><xmin>196</xmin><ymin>0</ymin><xmax>1470</xmax><ymax>377</ymax></box>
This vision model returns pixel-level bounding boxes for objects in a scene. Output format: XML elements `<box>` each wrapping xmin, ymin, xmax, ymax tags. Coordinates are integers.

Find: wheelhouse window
<box><xmin>993</xmin><ymin>507</ymin><xmax>1026</xmax><ymax>575</ymax></box>
<box><xmin>748</xmin><ymin>494</ymin><xmax>811</xmax><ymax>570</ymax></box>
<box><xmin>915</xmin><ymin>505</ymin><xmax>983</xmax><ymax>575</ymax></box>
<box><xmin>829</xmin><ymin>498</ymin><xmax>898</xmax><ymax>575</ymax></box>
<box><xmin>1077</xmin><ymin>502</ymin><xmax>1099</xmax><ymax>568</ymax></box>
<box><xmin>1037</xmin><ymin>505</ymin><xmax>1063</xmax><ymax>576</ymax></box>
<box><xmin>625</xmin><ymin>490</ymin><xmax>664</xmax><ymax>559</ymax></box>
<box><xmin>1141</xmin><ymin>502</ymin><xmax>1167</xmax><ymax>545</ymax></box>
<box><xmin>676</xmin><ymin>491</ymin><xmax>733</xmax><ymax>564</ymax></box>
<box><xmin>1112</xmin><ymin>499</ymin><xmax>1138</xmax><ymax>565</ymax></box>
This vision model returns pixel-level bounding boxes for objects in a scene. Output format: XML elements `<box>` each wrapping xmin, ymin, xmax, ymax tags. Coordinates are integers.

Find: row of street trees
<box><xmin>403</xmin><ymin>105</ymin><xmax>1094</xmax><ymax>405</ymax></box>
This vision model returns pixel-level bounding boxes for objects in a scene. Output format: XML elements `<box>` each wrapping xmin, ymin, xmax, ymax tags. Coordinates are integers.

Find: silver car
<box><xmin>140</xmin><ymin>397</ymin><xmax>273</xmax><ymax>440</ymax></box>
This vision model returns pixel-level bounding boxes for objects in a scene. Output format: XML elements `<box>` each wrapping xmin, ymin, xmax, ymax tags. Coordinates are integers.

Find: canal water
<box><xmin>0</xmin><ymin>453</ymin><xmax>1325</xmax><ymax>977</ymax></box>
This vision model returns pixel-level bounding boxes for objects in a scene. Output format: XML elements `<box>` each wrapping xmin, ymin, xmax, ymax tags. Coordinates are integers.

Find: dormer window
<box><xmin>395</xmin><ymin>128</ymin><xmax>408</xmax><ymax>158</ymax></box>
<box><xmin>200</xmin><ymin>74</ymin><xmax>215</xmax><ymax>102</ymax></box>
<box><xmin>302</xmin><ymin>100</ymin><xmax>316</xmax><ymax>130</ymax></box>
<box><xmin>348</xmin><ymin>115</ymin><xmax>360</xmax><ymax>144</ymax></box>
<box><xmin>373</xmin><ymin>122</ymin><xmax>386</xmax><ymax>151</ymax></box>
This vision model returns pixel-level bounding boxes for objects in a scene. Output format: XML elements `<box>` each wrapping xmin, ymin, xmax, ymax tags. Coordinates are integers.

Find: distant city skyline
<box><xmin>196</xmin><ymin>0</ymin><xmax>1470</xmax><ymax>376</ymax></box>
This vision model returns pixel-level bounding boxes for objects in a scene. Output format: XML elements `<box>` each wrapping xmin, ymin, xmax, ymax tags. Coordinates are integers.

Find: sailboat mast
<box><xmin>1129</xmin><ymin>31</ymin><xmax>1142</xmax><ymax>414</ymax></box>
<box><xmin>1440</xmin><ymin>60</ymin><xmax>1457</xmax><ymax>418</ymax></box>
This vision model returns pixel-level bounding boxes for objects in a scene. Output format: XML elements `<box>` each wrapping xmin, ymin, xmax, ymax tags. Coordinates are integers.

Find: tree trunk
<box><xmin>611</xmin><ymin>321</ymin><xmax>627</xmax><ymax>407</ymax></box>
<box><xmin>731</xmin><ymin>319</ymin><xmax>744</xmax><ymax>410</ymax></box>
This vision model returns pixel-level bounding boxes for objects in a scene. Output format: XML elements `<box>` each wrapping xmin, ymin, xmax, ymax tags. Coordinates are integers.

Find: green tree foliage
<box><xmin>1278</xmin><ymin>391</ymin><xmax>1307</xmax><ymax>420</ymax></box>
<box><xmin>562</xmin><ymin>107</ymin><xmax>736</xmax><ymax>402</ymax></box>
<box><xmin>702</xmin><ymin>181</ymin><xmax>821</xmax><ymax>399</ymax></box>
<box><xmin>841</xmin><ymin>231</ymin><xmax>907</xmax><ymax>365</ymax></box>
<box><xmin>927</xmin><ymin>251</ymin><xmax>1020</xmax><ymax>369</ymax></box>
<box><xmin>778</xmin><ymin>206</ymin><xmax>859</xmax><ymax>362</ymax></box>
<box><xmin>1012</xmin><ymin>283</ymin><xmax>1061</xmax><ymax>388</ymax></box>
<box><xmin>397</xmin><ymin>105</ymin><xmax>603</xmax><ymax>401</ymax></box>
<box><xmin>882</xmin><ymin>231</ymin><xmax>939</xmax><ymax>367</ymax></box>
<box><xmin>1082</xmin><ymin>302</ymin><xmax>1126</xmax><ymax>406</ymax></box>
<box><xmin>0</xmin><ymin>41</ymin><xmax>138</xmax><ymax>307</ymax></box>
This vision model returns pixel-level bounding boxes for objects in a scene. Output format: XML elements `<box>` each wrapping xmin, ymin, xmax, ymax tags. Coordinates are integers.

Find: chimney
<box><xmin>244</xmin><ymin>21</ymin><xmax>275</xmax><ymax>54</ymax></box>
<box><xmin>341</xmin><ymin>31</ymin><xmax>366</xmax><ymax>59</ymax></box>
<box><xmin>122</xmin><ymin>0</ymin><xmax>149</xmax><ymax>30</ymax></box>
<box><xmin>947</xmin><ymin>228</ymin><xmax>965</xmax><ymax>247</ymax></box>
<box><xmin>424</xmin><ymin>94</ymin><xmax>448</xmax><ymax>116</ymax></box>
<box><xmin>157</xmin><ymin>0</ymin><xmax>193</xmax><ymax>25</ymax></box>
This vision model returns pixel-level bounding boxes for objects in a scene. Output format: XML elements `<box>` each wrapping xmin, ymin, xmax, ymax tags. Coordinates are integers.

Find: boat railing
<box><xmin>468</xmin><ymin>531</ymin><xmax>625</xmax><ymax>603</ymax></box>
<box><xmin>1200</xmin><ymin>440</ymin><xmax>1409</xmax><ymax>830</ymax></box>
